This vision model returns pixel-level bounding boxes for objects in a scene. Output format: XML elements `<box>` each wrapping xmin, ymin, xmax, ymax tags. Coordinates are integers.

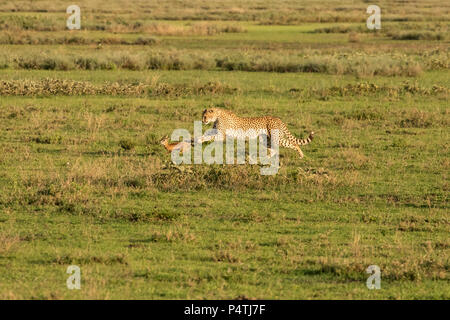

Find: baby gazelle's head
<box><xmin>159</xmin><ymin>135</ymin><xmax>169</xmax><ymax>146</ymax></box>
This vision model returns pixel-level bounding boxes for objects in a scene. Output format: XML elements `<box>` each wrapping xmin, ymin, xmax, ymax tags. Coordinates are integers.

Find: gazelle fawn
<box><xmin>159</xmin><ymin>135</ymin><xmax>192</xmax><ymax>154</ymax></box>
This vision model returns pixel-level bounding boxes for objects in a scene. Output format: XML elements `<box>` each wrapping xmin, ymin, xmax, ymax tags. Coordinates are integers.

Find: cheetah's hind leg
<box><xmin>261</xmin><ymin>133</ymin><xmax>278</xmax><ymax>159</ymax></box>
<box><xmin>279</xmin><ymin>138</ymin><xmax>304</xmax><ymax>159</ymax></box>
<box><xmin>294</xmin><ymin>145</ymin><xmax>304</xmax><ymax>159</ymax></box>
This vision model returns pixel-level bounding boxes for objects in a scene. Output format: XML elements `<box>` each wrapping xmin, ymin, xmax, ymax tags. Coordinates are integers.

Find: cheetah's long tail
<box><xmin>295</xmin><ymin>131</ymin><xmax>314</xmax><ymax>146</ymax></box>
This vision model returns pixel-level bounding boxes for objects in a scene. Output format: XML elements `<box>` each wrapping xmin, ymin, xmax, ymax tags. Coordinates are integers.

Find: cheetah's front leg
<box><xmin>195</xmin><ymin>129</ymin><xmax>224</xmax><ymax>144</ymax></box>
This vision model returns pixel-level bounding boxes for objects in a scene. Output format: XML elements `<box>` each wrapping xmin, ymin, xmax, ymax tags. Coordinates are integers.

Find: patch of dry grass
<box><xmin>0</xmin><ymin>78</ymin><xmax>238</xmax><ymax>97</ymax></box>
<box><xmin>0</xmin><ymin>232</ymin><xmax>20</xmax><ymax>255</ymax></box>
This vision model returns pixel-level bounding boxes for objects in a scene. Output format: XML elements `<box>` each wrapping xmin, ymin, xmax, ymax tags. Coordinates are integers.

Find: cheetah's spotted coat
<box><xmin>200</xmin><ymin>108</ymin><xmax>314</xmax><ymax>158</ymax></box>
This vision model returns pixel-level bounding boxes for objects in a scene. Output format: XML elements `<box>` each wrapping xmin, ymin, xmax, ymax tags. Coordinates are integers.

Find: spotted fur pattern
<box><xmin>200</xmin><ymin>108</ymin><xmax>314</xmax><ymax>158</ymax></box>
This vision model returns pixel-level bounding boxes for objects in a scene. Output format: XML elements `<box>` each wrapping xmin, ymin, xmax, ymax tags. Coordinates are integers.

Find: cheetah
<box><xmin>198</xmin><ymin>108</ymin><xmax>314</xmax><ymax>158</ymax></box>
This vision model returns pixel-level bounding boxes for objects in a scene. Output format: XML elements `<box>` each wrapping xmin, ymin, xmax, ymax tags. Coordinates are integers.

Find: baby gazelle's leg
<box><xmin>181</xmin><ymin>142</ymin><xmax>191</xmax><ymax>153</ymax></box>
<box><xmin>176</xmin><ymin>142</ymin><xmax>191</xmax><ymax>154</ymax></box>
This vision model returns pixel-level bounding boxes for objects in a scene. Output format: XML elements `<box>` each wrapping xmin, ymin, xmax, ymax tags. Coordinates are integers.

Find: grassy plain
<box><xmin>0</xmin><ymin>0</ymin><xmax>448</xmax><ymax>299</ymax></box>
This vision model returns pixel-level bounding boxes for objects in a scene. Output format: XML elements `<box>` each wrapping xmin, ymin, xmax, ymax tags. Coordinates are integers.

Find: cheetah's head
<box><xmin>202</xmin><ymin>108</ymin><xmax>219</xmax><ymax>124</ymax></box>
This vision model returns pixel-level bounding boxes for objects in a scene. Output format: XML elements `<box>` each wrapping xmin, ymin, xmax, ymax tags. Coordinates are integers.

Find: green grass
<box><xmin>0</xmin><ymin>0</ymin><xmax>449</xmax><ymax>300</ymax></box>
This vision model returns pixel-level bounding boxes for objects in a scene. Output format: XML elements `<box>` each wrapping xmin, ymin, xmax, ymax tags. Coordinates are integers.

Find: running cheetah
<box><xmin>198</xmin><ymin>108</ymin><xmax>314</xmax><ymax>158</ymax></box>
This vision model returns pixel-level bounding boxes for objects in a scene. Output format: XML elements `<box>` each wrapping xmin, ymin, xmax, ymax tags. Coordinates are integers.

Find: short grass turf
<box><xmin>0</xmin><ymin>0</ymin><xmax>449</xmax><ymax>299</ymax></box>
